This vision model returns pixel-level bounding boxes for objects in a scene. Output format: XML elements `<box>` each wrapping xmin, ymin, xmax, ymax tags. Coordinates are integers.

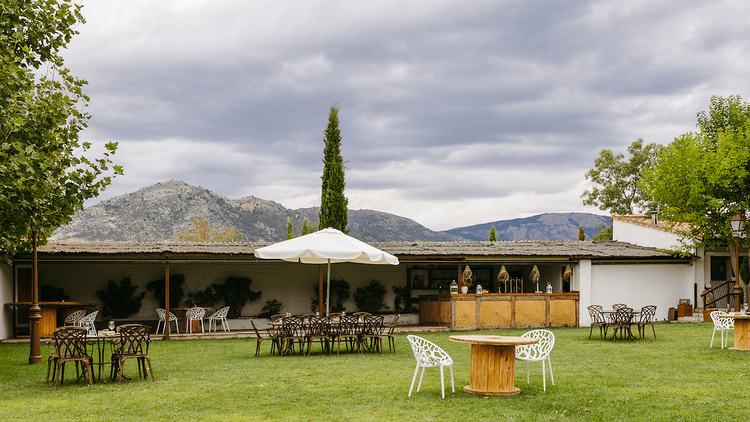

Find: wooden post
<box><xmin>28</xmin><ymin>230</ymin><xmax>42</xmax><ymax>364</ymax></box>
<box><xmin>165</xmin><ymin>256</ymin><xmax>170</xmax><ymax>340</ymax></box>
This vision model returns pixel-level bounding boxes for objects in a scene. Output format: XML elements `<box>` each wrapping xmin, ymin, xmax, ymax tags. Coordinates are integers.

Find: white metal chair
<box><xmin>515</xmin><ymin>329</ymin><xmax>555</xmax><ymax>391</ymax></box>
<box><xmin>185</xmin><ymin>307</ymin><xmax>206</xmax><ymax>333</ymax></box>
<box><xmin>63</xmin><ymin>309</ymin><xmax>86</xmax><ymax>327</ymax></box>
<box><xmin>710</xmin><ymin>310</ymin><xmax>734</xmax><ymax>349</ymax></box>
<box><xmin>155</xmin><ymin>308</ymin><xmax>180</xmax><ymax>334</ymax></box>
<box><xmin>406</xmin><ymin>335</ymin><xmax>454</xmax><ymax>399</ymax></box>
<box><xmin>77</xmin><ymin>310</ymin><xmax>99</xmax><ymax>337</ymax></box>
<box><xmin>207</xmin><ymin>306</ymin><xmax>230</xmax><ymax>332</ymax></box>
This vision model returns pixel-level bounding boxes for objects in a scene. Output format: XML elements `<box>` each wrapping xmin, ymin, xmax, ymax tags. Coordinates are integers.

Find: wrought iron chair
<box><xmin>636</xmin><ymin>305</ymin><xmax>657</xmax><ymax>339</ymax></box>
<box><xmin>251</xmin><ymin>319</ymin><xmax>280</xmax><ymax>357</ymax></box>
<box><xmin>334</xmin><ymin>315</ymin><xmax>362</xmax><ymax>355</ymax></box>
<box><xmin>49</xmin><ymin>326</ymin><xmax>93</xmax><ymax>389</ymax></box>
<box><xmin>612</xmin><ymin>303</ymin><xmax>628</xmax><ymax>311</ymax></box>
<box><xmin>587</xmin><ymin>305</ymin><xmax>608</xmax><ymax>339</ymax></box>
<box><xmin>360</xmin><ymin>315</ymin><xmax>385</xmax><ymax>354</ymax></box>
<box><xmin>610</xmin><ymin>307</ymin><xmax>635</xmax><ymax>342</ymax></box>
<box><xmin>155</xmin><ymin>308</ymin><xmax>179</xmax><ymax>334</ymax></box>
<box><xmin>207</xmin><ymin>306</ymin><xmax>230</xmax><ymax>332</ymax></box>
<box><xmin>110</xmin><ymin>324</ymin><xmax>155</xmax><ymax>384</ymax></box>
<box><xmin>279</xmin><ymin>316</ymin><xmax>306</xmax><ymax>356</ymax></box>
<box><xmin>710</xmin><ymin>310</ymin><xmax>734</xmax><ymax>349</ymax></box>
<box><xmin>305</xmin><ymin>315</ymin><xmax>331</xmax><ymax>356</ymax></box>
<box><xmin>383</xmin><ymin>314</ymin><xmax>400</xmax><ymax>352</ymax></box>
<box><xmin>406</xmin><ymin>335</ymin><xmax>454</xmax><ymax>399</ymax></box>
<box><xmin>515</xmin><ymin>329</ymin><xmax>555</xmax><ymax>391</ymax></box>
<box><xmin>77</xmin><ymin>310</ymin><xmax>99</xmax><ymax>337</ymax></box>
<box><xmin>63</xmin><ymin>309</ymin><xmax>86</xmax><ymax>327</ymax></box>
<box><xmin>185</xmin><ymin>307</ymin><xmax>206</xmax><ymax>333</ymax></box>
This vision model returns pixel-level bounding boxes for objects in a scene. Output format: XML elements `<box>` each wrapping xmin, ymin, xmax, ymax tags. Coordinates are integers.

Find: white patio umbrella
<box><xmin>253</xmin><ymin>228</ymin><xmax>399</xmax><ymax>315</ymax></box>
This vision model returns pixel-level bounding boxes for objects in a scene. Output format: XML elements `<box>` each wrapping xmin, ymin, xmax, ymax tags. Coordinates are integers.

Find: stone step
<box><xmin>675</xmin><ymin>316</ymin><xmax>704</xmax><ymax>323</ymax></box>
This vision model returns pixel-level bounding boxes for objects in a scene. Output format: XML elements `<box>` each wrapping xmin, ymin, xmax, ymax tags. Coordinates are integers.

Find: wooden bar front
<box><xmin>4</xmin><ymin>302</ymin><xmax>101</xmax><ymax>337</ymax></box>
<box><xmin>420</xmin><ymin>293</ymin><xmax>579</xmax><ymax>330</ymax></box>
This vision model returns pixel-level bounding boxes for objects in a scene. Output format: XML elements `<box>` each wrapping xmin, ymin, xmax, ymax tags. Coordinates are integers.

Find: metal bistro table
<box><xmin>449</xmin><ymin>335</ymin><xmax>537</xmax><ymax>396</ymax></box>
<box><xmin>88</xmin><ymin>331</ymin><xmax>120</xmax><ymax>382</ymax></box>
<box><xmin>725</xmin><ymin>313</ymin><xmax>750</xmax><ymax>351</ymax></box>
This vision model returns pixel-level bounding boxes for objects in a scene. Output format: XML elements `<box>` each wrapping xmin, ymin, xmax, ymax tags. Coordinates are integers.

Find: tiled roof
<box><xmin>613</xmin><ymin>215</ymin><xmax>693</xmax><ymax>236</ymax></box>
<box><xmin>29</xmin><ymin>239</ymin><xmax>679</xmax><ymax>261</ymax></box>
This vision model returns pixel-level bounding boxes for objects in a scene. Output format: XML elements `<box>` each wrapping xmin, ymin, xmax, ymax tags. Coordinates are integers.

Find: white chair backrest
<box><xmin>79</xmin><ymin>310</ymin><xmax>99</xmax><ymax>325</ymax></box>
<box><xmin>711</xmin><ymin>311</ymin><xmax>734</xmax><ymax>329</ymax></box>
<box><xmin>516</xmin><ymin>329</ymin><xmax>555</xmax><ymax>360</ymax></box>
<box><xmin>64</xmin><ymin>309</ymin><xmax>86</xmax><ymax>325</ymax></box>
<box><xmin>212</xmin><ymin>306</ymin><xmax>230</xmax><ymax>319</ymax></box>
<box><xmin>186</xmin><ymin>307</ymin><xmax>205</xmax><ymax>320</ymax></box>
<box><xmin>407</xmin><ymin>335</ymin><xmax>452</xmax><ymax>366</ymax></box>
<box><xmin>156</xmin><ymin>308</ymin><xmax>166</xmax><ymax>320</ymax></box>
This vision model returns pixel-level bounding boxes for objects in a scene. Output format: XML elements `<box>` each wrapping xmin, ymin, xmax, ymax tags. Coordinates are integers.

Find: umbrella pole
<box><xmin>326</xmin><ymin>260</ymin><xmax>331</xmax><ymax>316</ymax></box>
<box><xmin>318</xmin><ymin>266</ymin><xmax>324</xmax><ymax>315</ymax></box>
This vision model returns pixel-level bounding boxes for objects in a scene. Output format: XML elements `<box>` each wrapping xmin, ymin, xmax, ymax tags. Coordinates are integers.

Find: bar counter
<box><xmin>419</xmin><ymin>292</ymin><xmax>579</xmax><ymax>330</ymax></box>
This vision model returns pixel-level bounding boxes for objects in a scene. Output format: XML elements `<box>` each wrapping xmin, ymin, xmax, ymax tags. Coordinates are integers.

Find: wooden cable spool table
<box><xmin>449</xmin><ymin>334</ymin><xmax>537</xmax><ymax>396</ymax></box>
<box><xmin>724</xmin><ymin>313</ymin><xmax>750</xmax><ymax>351</ymax></box>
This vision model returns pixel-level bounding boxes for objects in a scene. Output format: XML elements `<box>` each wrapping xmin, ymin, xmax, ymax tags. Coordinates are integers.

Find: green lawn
<box><xmin>0</xmin><ymin>322</ymin><xmax>746</xmax><ymax>421</ymax></box>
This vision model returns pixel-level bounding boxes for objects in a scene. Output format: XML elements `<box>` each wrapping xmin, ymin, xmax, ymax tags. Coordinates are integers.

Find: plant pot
<box><xmin>461</xmin><ymin>286</ymin><xmax>469</xmax><ymax>294</ymax></box>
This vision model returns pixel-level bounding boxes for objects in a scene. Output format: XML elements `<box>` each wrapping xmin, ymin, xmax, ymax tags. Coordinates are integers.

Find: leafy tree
<box><xmin>211</xmin><ymin>276</ymin><xmax>261</xmax><ymax>319</ymax></box>
<box><xmin>96</xmin><ymin>276</ymin><xmax>145</xmax><ymax>318</ymax></box>
<box><xmin>301</xmin><ymin>219</ymin><xmax>317</xmax><ymax>236</ymax></box>
<box><xmin>185</xmin><ymin>286</ymin><xmax>217</xmax><ymax>308</ymax></box>
<box><xmin>488</xmin><ymin>226</ymin><xmax>497</xmax><ymax>242</ymax></box>
<box><xmin>286</xmin><ymin>220</ymin><xmax>293</xmax><ymax>239</ymax></box>
<box><xmin>578</xmin><ymin>225</ymin><xmax>586</xmax><ymax>241</ymax></box>
<box><xmin>1</xmin><ymin>1</ymin><xmax>122</xmax><ymax>263</ymax></box>
<box><xmin>175</xmin><ymin>216</ymin><xmax>242</xmax><ymax>242</ymax></box>
<box><xmin>146</xmin><ymin>273</ymin><xmax>186</xmax><ymax>309</ymax></box>
<box><xmin>319</xmin><ymin>104</ymin><xmax>348</xmax><ymax>232</ymax></box>
<box><xmin>310</xmin><ymin>278</ymin><xmax>350</xmax><ymax>312</ymax></box>
<box><xmin>593</xmin><ymin>223</ymin><xmax>613</xmax><ymax>240</ymax></box>
<box><xmin>581</xmin><ymin>138</ymin><xmax>663</xmax><ymax>215</ymax></box>
<box><xmin>641</xmin><ymin>95</ymin><xmax>750</xmax><ymax>299</ymax></box>
<box><xmin>256</xmin><ymin>300</ymin><xmax>284</xmax><ymax>318</ymax></box>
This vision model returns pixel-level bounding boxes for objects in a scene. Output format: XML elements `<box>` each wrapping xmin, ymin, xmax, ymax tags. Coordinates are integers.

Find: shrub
<box><xmin>392</xmin><ymin>285</ymin><xmax>416</xmax><ymax>313</ymax></box>
<box><xmin>185</xmin><ymin>286</ymin><xmax>218</xmax><ymax>308</ymax></box>
<box><xmin>256</xmin><ymin>300</ymin><xmax>284</xmax><ymax>318</ymax></box>
<box><xmin>212</xmin><ymin>276</ymin><xmax>261</xmax><ymax>319</ymax></box>
<box><xmin>96</xmin><ymin>276</ymin><xmax>146</xmax><ymax>318</ymax></box>
<box><xmin>146</xmin><ymin>274</ymin><xmax>186</xmax><ymax>309</ymax></box>
<box><xmin>353</xmin><ymin>280</ymin><xmax>388</xmax><ymax>314</ymax></box>
<box><xmin>310</xmin><ymin>278</ymin><xmax>350</xmax><ymax>312</ymax></box>
<box><xmin>40</xmin><ymin>284</ymin><xmax>70</xmax><ymax>302</ymax></box>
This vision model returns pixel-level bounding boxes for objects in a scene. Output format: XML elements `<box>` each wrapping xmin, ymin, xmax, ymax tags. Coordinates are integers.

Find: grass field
<box><xmin>0</xmin><ymin>322</ymin><xmax>747</xmax><ymax>421</ymax></box>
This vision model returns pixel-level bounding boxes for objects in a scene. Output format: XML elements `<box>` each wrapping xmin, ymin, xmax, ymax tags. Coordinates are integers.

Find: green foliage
<box><xmin>40</xmin><ymin>284</ymin><xmax>69</xmax><ymax>302</ymax></box>
<box><xmin>0</xmin><ymin>1</ymin><xmax>122</xmax><ymax>264</ymax></box>
<box><xmin>593</xmin><ymin>223</ymin><xmax>613</xmax><ymax>240</ymax></box>
<box><xmin>185</xmin><ymin>286</ymin><xmax>217</xmax><ymax>308</ymax></box>
<box><xmin>175</xmin><ymin>216</ymin><xmax>242</xmax><ymax>242</ymax></box>
<box><xmin>310</xmin><ymin>278</ymin><xmax>351</xmax><ymax>312</ymax></box>
<box><xmin>256</xmin><ymin>300</ymin><xmax>284</xmax><ymax>318</ymax></box>
<box><xmin>392</xmin><ymin>285</ymin><xmax>416</xmax><ymax>313</ymax></box>
<box><xmin>488</xmin><ymin>226</ymin><xmax>497</xmax><ymax>242</ymax></box>
<box><xmin>353</xmin><ymin>280</ymin><xmax>389</xmax><ymax>314</ymax></box>
<box><xmin>578</xmin><ymin>225</ymin><xmax>586</xmax><ymax>241</ymax></box>
<box><xmin>301</xmin><ymin>219</ymin><xmax>318</xmax><ymax>235</ymax></box>
<box><xmin>741</xmin><ymin>256</ymin><xmax>749</xmax><ymax>288</ymax></box>
<box><xmin>212</xmin><ymin>276</ymin><xmax>261</xmax><ymax>319</ymax></box>
<box><xmin>146</xmin><ymin>274</ymin><xmax>186</xmax><ymax>309</ymax></box>
<box><xmin>96</xmin><ymin>276</ymin><xmax>145</xmax><ymax>318</ymax></box>
<box><xmin>286</xmin><ymin>220</ymin><xmax>293</xmax><ymax>239</ymax></box>
<box><xmin>319</xmin><ymin>104</ymin><xmax>348</xmax><ymax>233</ymax></box>
<box><xmin>581</xmin><ymin>138</ymin><xmax>663</xmax><ymax>215</ymax></box>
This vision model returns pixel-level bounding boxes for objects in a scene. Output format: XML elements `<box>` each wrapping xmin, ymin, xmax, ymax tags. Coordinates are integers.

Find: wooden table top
<box><xmin>722</xmin><ymin>312</ymin><xmax>750</xmax><ymax>319</ymax></box>
<box><xmin>449</xmin><ymin>335</ymin><xmax>537</xmax><ymax>346</ymax></box>
<box><xmin>4</xmin><ymin>302</ymin><xmax>102</xmax><ymax>307</ymax></box>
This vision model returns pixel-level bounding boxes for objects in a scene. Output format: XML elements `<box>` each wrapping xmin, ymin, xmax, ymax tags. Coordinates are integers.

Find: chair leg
<box><xmin>408</xmin><ymin>364</ymin><xmax>420</xmax><ymax>397</ymax></box>
<box><xmin>542</xmin><ymin>360</ymin><xmax>546</xmax><ymax>392</ymax></box>
<box><xmin>449</xmin><ymin>364</ymin><xmax>455</xmax><ymax>393</ymax></box>
<box><xmin>526</xmin><ymin>361</ymin><xmax>530</xmax><ymax>384</ymax></box>
<box><xmin>547</xmin><ymin>357</ymin><xmax>554</xmax><ymax>386</ymax></box>
<box><xmin>440</xmin><ymin>365</ymin><xmax>445</xmax><ymax>399</ymax></box>
<box><xmin>711</xmin><ymin>329</ymin><xmax>716</xmax><ymax>347</ymax></box>
<box><xmin>417</xmin><ymin>366</ymin><xmax>426</xmax><ymax>393</ymax></box>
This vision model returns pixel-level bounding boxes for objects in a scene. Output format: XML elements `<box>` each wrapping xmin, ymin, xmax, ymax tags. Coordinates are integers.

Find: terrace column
<box><xmin>576</xmin><ymin>260</ymin><xmax>592</xmax><ymax>327</ymax></box>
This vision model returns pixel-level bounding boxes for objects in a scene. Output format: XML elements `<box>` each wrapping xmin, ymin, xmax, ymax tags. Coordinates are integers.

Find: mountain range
<box><xmin>52</xmin><ymin>179</ymin><xmax>611</xmax><ymax>243</ymax></box>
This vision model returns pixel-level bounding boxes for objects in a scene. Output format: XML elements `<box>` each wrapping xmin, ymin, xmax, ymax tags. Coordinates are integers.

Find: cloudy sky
<box><xmin>65</xmin><ymin>0</ymin><xmax>750</xmax><ymax>231</ymax></box>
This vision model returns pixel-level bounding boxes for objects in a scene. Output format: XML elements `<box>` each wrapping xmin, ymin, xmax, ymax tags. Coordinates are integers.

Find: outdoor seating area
<box><xmin>261</xmin><ymin>312</ymin><xmax>398</xmax><ymax>357</ymax></box>
<box><xmin>44</xmin><ymin>323</ymin><xmax>155</xmax><ymax>389</ymax></box>
<box><xmin>586</xmin><ymin>304</ymin><xmax>657</xmax><ymax>342</ymax></box>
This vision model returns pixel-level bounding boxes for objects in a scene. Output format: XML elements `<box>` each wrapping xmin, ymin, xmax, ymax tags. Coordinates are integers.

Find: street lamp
<box><xmin>731</xmin><ymin>213</ymin><xmax>746</xmax><ymax>312</ymax></box>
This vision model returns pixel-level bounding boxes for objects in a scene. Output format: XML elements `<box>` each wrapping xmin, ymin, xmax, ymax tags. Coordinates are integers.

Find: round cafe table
<box><xmin>449</xmin><ymin>335</ymin><xmax>537</xmax><ymax>395</ymax></box>
<box><xmin>725</xmin><ymin>313</ymin><xmax>750</xmax><ymax>351</ymax></box>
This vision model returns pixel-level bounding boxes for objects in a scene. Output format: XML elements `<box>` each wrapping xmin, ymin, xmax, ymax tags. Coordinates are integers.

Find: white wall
<box><xmin>0</xmin><ymin>264</ymin><xmax>12</xmax><ymax>339</ymax></box>
<box><xmin>33</xmin><ymin>260</ymin><xmax>407</xmax><ymax>322</ymax></box>
<box><xmin>613</xmin><ymin>219</ymin><xmax>693</xmax><ymax>251</ymax></box>
<box><xmin>588</xmin><ymin>262</ymin><xmax>694</xmax><ymax>322</ymax></box>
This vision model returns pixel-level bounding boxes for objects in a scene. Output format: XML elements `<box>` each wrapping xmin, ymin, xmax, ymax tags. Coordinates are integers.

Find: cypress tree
<box><xmin>578</xmin><ymin>225</ymin><xmax>586</xmax><ymax>241</ymax></box>
<box><xmin>286</xmin><ymin>220</ymin><xmax>294</xmax><ymax>239</ymax></box>
<box><xmin>488</xmin><ymin>226</ymin><xmax>497</xmax><ymax>242</ymax></box>
<box><xmin>319</xmin><ymin>104</ymin><xmax>348</xmax><ymax>232</ymax></box>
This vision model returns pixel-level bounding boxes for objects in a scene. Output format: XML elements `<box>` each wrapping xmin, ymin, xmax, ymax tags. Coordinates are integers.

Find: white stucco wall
<box><xmin>613</xmin><ymin>219</ymin><xmax>691</xmax><ymax>250</ymax></box>
<box><xmin>0</xmin><ymin>264</ymin><xmax>12</xmax><ymax>339</ymax></box>
<box><xmin>588</xmin><ymin>262</ymin><xmax>694</xmax><ymax>322</ymax></box>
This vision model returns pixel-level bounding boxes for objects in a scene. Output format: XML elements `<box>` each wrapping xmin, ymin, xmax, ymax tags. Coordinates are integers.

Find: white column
<box><xmin>576</xmin><ymin>260</ymin><xmax>592</xmax><ymax>327</ymax></box>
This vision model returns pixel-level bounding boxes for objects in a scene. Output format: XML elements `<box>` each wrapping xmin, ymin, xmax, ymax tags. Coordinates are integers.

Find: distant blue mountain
<box><xmin>445</xmin><ymin>212</ymin><xmax>612</xmax><ymax>241</ymax></box>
